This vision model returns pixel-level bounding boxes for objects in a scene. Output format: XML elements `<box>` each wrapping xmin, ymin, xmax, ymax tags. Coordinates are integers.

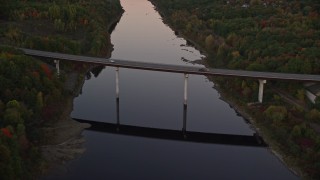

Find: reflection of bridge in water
<box><xmin>74</xmin><ymin>100</ymin><xmax>266</xmax><ymax>147</ymax></box>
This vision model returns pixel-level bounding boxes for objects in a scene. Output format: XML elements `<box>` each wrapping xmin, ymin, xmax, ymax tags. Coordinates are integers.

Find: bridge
<box><xmin>18</xmin><ymin>48</ymin><xmax>320</xmax><ymax>146</ymax></box>
<box><xmin>20</xmin><ymin>48</ymin><xmax>320</xmax><ymax>104</ymax></box>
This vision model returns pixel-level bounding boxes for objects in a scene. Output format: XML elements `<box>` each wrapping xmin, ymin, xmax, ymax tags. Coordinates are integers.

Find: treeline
<box><xmin>1</xmin><ymin>0</ymin><xmax>123</xmax><ymax>56</ymax></box>
<box><xmin>153</xmin><ymin>0</ymin><xmax>320</xmax><ymax>74</ymax></box>
<box><xmin>0</xmin><ymin>0</ymin><xmax>123</xmax><ymax>179</ymax></box>
<box><xmin>152</xmin><ymin>0</ymin><xmax>320</xmax><ymax>178</ymax></box>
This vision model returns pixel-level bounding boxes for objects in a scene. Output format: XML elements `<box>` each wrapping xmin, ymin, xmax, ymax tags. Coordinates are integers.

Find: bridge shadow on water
<box><xmin>74</xmin><ymin>118</ymin><xmax>266</xmax><ymax>147</ymax></box>
<box><xmin>73</xmin><ymin>102</ymin><xmax>267</xmax><ymax>147</ymax></box>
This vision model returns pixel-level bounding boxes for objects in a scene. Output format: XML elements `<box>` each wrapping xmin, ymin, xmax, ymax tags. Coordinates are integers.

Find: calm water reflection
<box><xmin>45</xmin><ymin>0</ymin><xmax>298</xmax><ymax>179</ymax></box>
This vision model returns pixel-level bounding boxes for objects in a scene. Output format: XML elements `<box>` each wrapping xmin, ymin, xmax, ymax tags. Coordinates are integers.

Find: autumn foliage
<box><xmin>40</xmin><ymin>63</ymin><xmax>52</xmax><ymax>79</ymax></box>
<box><xmin>1</xmin><ymin>128</ymin><xmax>12</xmax><ymax>138</ymax></box>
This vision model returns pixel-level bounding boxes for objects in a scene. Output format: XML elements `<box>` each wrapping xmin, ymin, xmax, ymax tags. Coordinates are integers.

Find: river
<box><xmin>45</xmin><ymin>0</ymin><xmax>298</xmax><ymax>179</ymax></box>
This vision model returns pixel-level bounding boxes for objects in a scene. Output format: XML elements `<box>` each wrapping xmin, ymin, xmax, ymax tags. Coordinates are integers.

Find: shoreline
<box><xmin>149</xmin><ymin>0</ymin><xmax>301</xmax><ymax>177</ymax></box>
<box><xmin>39</xmin><ymin>10</ymin><xmax>124</xmax><ymax>176</ymax></box>
<box><xmin>212</xmin><ymin>82</ymin><xmax>301</xmax><ymax>177</ymax></box>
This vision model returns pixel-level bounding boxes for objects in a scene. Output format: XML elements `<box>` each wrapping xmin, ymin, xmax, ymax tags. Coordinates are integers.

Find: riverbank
<box><xmin>212</xmin><ymin>81</ymin><xmax>302</xmax><ymax>177</ymax></box>
<box><xmin>0</xmin><ymin>0</ymin><xmax>125</xmax><ymax>178</ymax></box>
<box><xmin>169</xmin><ymin>19</ymin><xmax>304</xmax><ymax>180</ymax></box>
<box><xmin>149</xmin><ymin>0</ymin><xmax>304</xmax><ymax>177</ymax></box>
<box><xmin>38</xmin><ymin>7</ymin><xmax>124</xmax><ymax>177</ymax></box>
<box><xmin>39</xmin><ymin>72</ymin><xmax>89</xmax><ymax>173</ymax></box>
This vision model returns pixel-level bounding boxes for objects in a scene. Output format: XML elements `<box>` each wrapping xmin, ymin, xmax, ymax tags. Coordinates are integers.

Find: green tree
<box><xmin>48</xmin><ymin>2</ymin><xmax>61</xmax><ymax>20</ymax></box>
<box><xmin>246</xmin><ymin>62</ymin><xmax>266</xmax><ymax>71</ymax></box>
<box><xmin>250</xmin><ymin>0</ymin><xmax>261</xmax><ymax>6</ymax></box>
<box><xmin>0</xmin><ymin>144</ymin><xmax>14</xmax><ymax>180</ymax></box>
<box><xmin>3</xmin><ymin>107</ymin><xmax>23</xmax><ymax>126</ymax></box>
<box><xmin>217</xmin><ymin>43</ymin><xmax>228</xmax><ymax>58</ymax></box>
<box><xmin>205</xmin><ymin>34</ymin><xmax>214</xmax><ymax>50</ymax></box>
<box><xmin>6</xmin><ymin>100</ymin><xmax>20</xmax><ymax>109</ymax></box>
<box><xmin>226</xmin><ymin>33</ymin><xmax>239</xmax><ymax>47</ymax></box>
<box><xmin>0</xmin><ymin>0</ymin><xmax>19</xmax><ymax>19</ymax></box>
<box><xmin>16</xmin><ymin>123</ymin><xmax>25</xmax><ymax>137</ymax></box>
<box><xmin>35</xmin><ymin>92</ymin><xmax>43</xmax><ymax>113</ymax></box>
<box><xmin>264</xmin><ymin>105</ymin><xmax>288</xmax><ymax>125</ymax></box>
<box><xmin>307</xmin><ymin>109</ymin><xmax>320</xmax><ymax>121</ymax></box>
<box><xmin>296</xmin><ymin>89</ymin><xmax>305</xmax><ymax>102</ymax></box>
<box><xmin>291</xmin><ymin>125</ymin><xmax>302</xmax><ymax>138</ymax></box>
<box><xmin>286</xmin><ymin>58</ymin><xmax>304</xmax><ymax>73</ymax></box>
<box><xmin>0</xmin><ymin>100</ymin><xmax>4</xmax><ymax>115</ymax></box>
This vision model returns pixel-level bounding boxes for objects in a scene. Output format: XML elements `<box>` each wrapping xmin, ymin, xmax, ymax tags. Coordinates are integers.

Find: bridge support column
<box><xmin>258</xmin><ymin>79</ymin><xmax>266</xmax><ymax>103</ymax></box>
<box><xmin>54</xmin><ymin>60</ymin><xmax>60</xmax><ymax>76</ymax></box>
<box><xmin>116</xmin><ymin>67</ymin><xmax>119</xmax><ymax>100</ymax></box>
<box><xmin>184</xmin><ymin>74</ymin><xmax>189</xmax><ymax>106</ymax></box>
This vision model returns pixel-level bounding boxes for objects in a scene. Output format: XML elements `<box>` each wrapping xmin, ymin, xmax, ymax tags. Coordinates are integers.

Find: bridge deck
<box><xmin>21</xmin><ymin>48</ymin><xmax>320</xmax><ymax>82</ymax></box>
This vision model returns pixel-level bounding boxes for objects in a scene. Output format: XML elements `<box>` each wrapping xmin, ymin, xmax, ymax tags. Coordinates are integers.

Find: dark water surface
<box><xmin>45</xmin><ymin>0</ymin><xmax>298</xmax><ymax>179</ymax></box>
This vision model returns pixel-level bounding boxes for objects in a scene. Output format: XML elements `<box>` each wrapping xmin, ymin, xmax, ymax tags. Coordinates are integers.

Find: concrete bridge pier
<box><xmin>116</xmin><ymin>67</ymin><xmax>120</xmax><ymax>100</ymax></box>
<box><xmin>182</xmin><ymin>74</ymin><xmax>189</xmax><ymax>138</ymax></box>
<box><xmin>54</xmin><ymin>60</ymin><xmax>60</xmax><ymax>75</ymax></box>
<box><xmin>258</xmin><ymin>79</ymin><xmax>266</xmax><ymax>103</ymax></box>
<box><xmin>184</xmin><ymin>74</ymin><xmax>189</xmax><ymax>106</ymax></box>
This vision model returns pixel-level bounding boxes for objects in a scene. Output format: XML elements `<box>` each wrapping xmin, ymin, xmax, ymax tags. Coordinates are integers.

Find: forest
<box><xmin>153</xmin><ymin>0</ymin><xmax>320</xmax><ymax>73</ymax></box>
<box><xmin>0</xmin><ymin>0</ymin><xmax>123</xmax><ymax>179</ymax></box>
<box><xmin>151</xmin><ymin>0</ymin><xmax>320</xmax><ymax>178</ymax></box>
<box><xmin>0</xmin><ymin>46</ymin><xmax>64</xmax><ymax>179</ymax></box>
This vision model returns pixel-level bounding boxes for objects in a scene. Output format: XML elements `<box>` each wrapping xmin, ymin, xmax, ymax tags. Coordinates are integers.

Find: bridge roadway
<box><xmin>21</xmin><ymin>48</ymin><xmax>320</xmax><ymax>82</ymax></box>
<box><xmin>74</xmin><ymin>118</ymin><xmax>266</xmax><ymax>147</ymax></box>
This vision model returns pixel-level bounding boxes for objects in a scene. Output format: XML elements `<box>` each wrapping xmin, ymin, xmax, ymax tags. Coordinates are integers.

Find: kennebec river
<box><xmin>45</xmin><ymin>0</ymin><xmax>298</xmax><ymax>179</ymax></box>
